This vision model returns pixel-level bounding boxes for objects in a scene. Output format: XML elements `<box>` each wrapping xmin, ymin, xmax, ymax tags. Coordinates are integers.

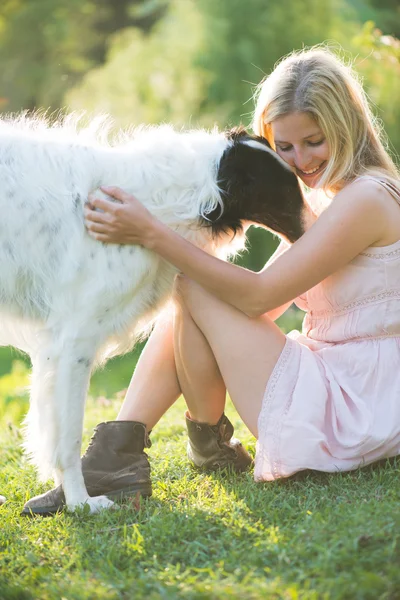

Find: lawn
<box><xmin>0</xmin><ymin>340</ymin><xmax>399</xmax><ymax>600</ymax></box>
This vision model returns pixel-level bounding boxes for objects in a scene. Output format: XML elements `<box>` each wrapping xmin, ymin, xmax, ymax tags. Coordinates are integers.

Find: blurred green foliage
<box><xmin>1</xmin><ymin>0</ymin><xmax>397</xmax><ymax>145</ymax></box>
<box><xmin>1</xmin><ymin>0</ymin><xmax>398</xmax><ymax>269</ymax></box>
<box><xmin>0</xmin><ymin>1</ymin><xmax>398</xmax><ymax>375</ymax></box>
<box><xmin>0</xmin><ymin>0</ymin><xmax>169</xmax><ymax>111</ymax></box>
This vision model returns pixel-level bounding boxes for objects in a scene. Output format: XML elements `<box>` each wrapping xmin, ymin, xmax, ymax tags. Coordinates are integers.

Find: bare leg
<box><xmin>116</xmin><ymin>311</ymin><xmax>180</xmax><ymax>429</ymax></box>
<box><xmin>117</xmin><ymin>270</ymin><xmax>286</xmax><ymax>438</ymax></box>
<box><xmin>173</xmin><ymin>291</ymin><xmax>226</xmax><ymax>425</ymax></box>
<box><xmin>117</xmin><ymin>305</ymin><xmax>225</xmax><ymax>429</ymax></box>
<box><xmin>174</xmin><ymin>277</ymin><xmax>287</xmax><ymax>438</ymax></box>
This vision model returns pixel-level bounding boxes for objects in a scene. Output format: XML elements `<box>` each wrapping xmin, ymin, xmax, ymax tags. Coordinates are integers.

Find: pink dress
<box><xmin>255</xmin><ymin>178</ymin><xmax>400</xmax><ymax>481</ymax></box>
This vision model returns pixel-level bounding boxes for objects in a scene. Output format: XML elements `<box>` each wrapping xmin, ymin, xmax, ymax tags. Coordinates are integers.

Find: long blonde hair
<box><xmin>252</xmin><ymin>47</ymin><xmax>399</xmax><ymax>194</ymax></box>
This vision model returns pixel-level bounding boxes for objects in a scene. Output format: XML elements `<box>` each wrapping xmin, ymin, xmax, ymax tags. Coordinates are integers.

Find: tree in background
<box><xmin>66</xmin><ymin>0</ymin><xmax>209</xmax><ymax>127</ymax></box>
<box><xmin>0</xmin><ymin>0</ymin><xmax>168</xmax><ymax>111</ymax></box>
<box><xmin>351</xmin><ymin>21</ymin><xmax>400</xmax><ymax>153</ymax></box>
<box><xmin>347</xmin><ymin>0</ymin><xmax>400</xmax><ymax>38</ymax></box>
<box><xmin>66</xmin><ymin>0</ymin><xmax>359</xmax><ymax>128</ymax></box>
<box><xmin>65</xmin><ymin>0</ymin><xmax>364</xmax><ymax>268</ymax></box>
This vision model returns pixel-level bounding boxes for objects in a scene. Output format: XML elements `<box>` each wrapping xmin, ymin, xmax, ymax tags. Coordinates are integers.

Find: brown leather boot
<box><xmin>186</xmin><ymin>413</ymin><xmax>253</xmax><ymax>472</ymax></box>
<box><xmin>21</xmin><ymin>421</ymin><xmax>152</xmax><ymax>516</ymax></box>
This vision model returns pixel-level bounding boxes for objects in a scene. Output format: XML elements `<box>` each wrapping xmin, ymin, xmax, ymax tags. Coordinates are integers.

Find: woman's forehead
<box><xmin>271</xmin><ymin>112</ymin><xmax>322</xmax><ymax>142</ymax></box>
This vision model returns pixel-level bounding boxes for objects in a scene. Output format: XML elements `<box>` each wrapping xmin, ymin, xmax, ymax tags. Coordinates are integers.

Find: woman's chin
<box><xmin>301</xmin><ymin>178</ymin><xmax>319</xmax><ymax>189</ymax></box>
<box><xmin>298</xmin><ymin>164</ymin><xmax>327</xmax><ymax>188</ymax></box>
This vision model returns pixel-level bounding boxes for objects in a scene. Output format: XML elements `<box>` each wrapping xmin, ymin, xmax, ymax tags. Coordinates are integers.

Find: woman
<box><xmin>23</xmin><ymin>47</ymin><xmax>400</xmax><ymax>515</ymax></box>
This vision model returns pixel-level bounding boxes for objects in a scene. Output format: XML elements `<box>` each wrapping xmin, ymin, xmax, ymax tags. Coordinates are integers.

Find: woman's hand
<box><xmin>84</xmin><ymin>186</ymin><xmax>160</xmax><ymax>247</ymax></box>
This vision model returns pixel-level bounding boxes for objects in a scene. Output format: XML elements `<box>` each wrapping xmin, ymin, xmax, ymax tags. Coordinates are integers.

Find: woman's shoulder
<box><xmin>331</xmin><ymin>175</ymin><xmax>400</xmax><ymax>216</ymax></box>
<box><xmin>306</xmin><ymin>180</ymin><xmax>389</xmax><ymax>217</ymax></box>
<box><xmin>329</xmin><ymin>177</ymin><xmax>389</xmax><ymax>214</ymax></box>
<box><xmin>304</xmin><ymin>178</ymin><xmax>389</xmax><ymax>253</ymax></box>
<box><xmin>338</xmin><ymin>174</ymin><xmax>400</xmax><ymax>247</ymax></box>
<box><xmin>346</xmin><ymin>174</ymin><xmax>400</xmax><ymax>202</ymax></box>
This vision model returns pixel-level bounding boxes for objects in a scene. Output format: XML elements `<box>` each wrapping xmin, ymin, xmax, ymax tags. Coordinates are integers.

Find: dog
<box><xmin>0</xmin><ymin>114</ymin><xmax>308</xmax><ymax>513</ymax></box>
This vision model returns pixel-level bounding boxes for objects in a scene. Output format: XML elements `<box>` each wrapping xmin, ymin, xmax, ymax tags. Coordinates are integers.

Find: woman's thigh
<box><xmin>176</xmin><ymin>278</ymin><xmax>287</xmax><ymax>437</ymax></box>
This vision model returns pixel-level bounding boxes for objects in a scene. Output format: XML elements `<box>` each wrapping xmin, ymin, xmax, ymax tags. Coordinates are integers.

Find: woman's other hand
<box><xmin>84</xmin><ymin>186</ymin><xmax>159</xmax><ymax>247</ymax></box>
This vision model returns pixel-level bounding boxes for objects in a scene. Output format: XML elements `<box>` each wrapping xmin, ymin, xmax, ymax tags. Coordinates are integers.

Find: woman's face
<box><xmin>270</xmin><ymin>112</ymin><xmax>330</xmax><ymax>188</ymax></box>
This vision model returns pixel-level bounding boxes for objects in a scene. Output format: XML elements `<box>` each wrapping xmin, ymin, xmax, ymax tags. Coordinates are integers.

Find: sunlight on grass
<box><xmin>0</xmin><ymin>360</ymin><xmax>30</xmax><ymax>425</ymax></box>
<box><xmin>1</xmin><ymin>356</ymin><xmax>399</xmax><ymax>599</ymax></box>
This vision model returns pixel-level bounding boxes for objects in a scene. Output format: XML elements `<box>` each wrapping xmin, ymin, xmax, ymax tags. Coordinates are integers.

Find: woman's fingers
<box><xmin>84</xmin><ymin>207</ymin><xmax>106</xmax><ymax>224</ymax></box>
<box><xmin>85</xmin><ymin>219</ymin><xmax>109</xmax><ymax>234</ymax></box>
<box><xmin>87</xmin><ymin>195</ymin><xmax>116</xmax><ymax>214</ymax></box>
<box><xmin>87</xmin><ymin>231</ymin><xmax>110</xmax><ymax>242</ymax></box>
<box><xmin>87</xmin><ymin>188</ymin><xmax>141</xmax><ymax>216</ymax></box>
<box><xmin>101</xmin><ymin>186</ymin><xmax>132</xmax><ymax>204</ymax></box>
<box><xmin>84</xmin><ymin>187</ymin><xmax>152</xmax><ymax>245</ymax></box>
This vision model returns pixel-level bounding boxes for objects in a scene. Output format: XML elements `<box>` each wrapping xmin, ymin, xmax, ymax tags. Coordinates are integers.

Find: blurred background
<box><xmin>0</xmin><ymin>0</ymin><xmax>399</xmax><ymax>396</ymax></box>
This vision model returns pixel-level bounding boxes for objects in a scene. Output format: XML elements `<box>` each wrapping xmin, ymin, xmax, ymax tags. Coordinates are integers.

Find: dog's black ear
<box><xmin>225</xmin><ymin>125</ymin><xmax>249</xmax><ymax>142</ymax></box>
<box><xmin>225</xmin><ymin>127</ymin><xmax>272</xmax><ymax>150</ymax></box>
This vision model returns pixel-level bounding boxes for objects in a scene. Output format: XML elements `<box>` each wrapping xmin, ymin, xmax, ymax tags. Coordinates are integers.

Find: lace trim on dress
<box><xmin>257</xmin><ymin>339</ymin><xmax>292</xmax><ymax>442</ymax></box>
<box><xmin>360</xmin><ymin>244</ymin><xmax>400</xmax><ymax>259</ymax></box>
<box><xmin>271</xmin><ymin>342</ymin><xmax>300</xmax><ymax>479</ymax></box>
<box><xmin>306</xmin><ymin>289</ymin><xmax>400</xmax><ymax>318</ymax></box>
<box><xmin>256</xmin><ymin>338</ymin><xmax>298</xmax><ymax>480</ymax></box>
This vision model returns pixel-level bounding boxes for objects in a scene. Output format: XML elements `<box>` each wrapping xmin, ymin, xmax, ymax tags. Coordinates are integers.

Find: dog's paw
<box><xmin>67</xmin><ymin>495</ymin><xmax>116</xmax><ymax>514</ymax></box>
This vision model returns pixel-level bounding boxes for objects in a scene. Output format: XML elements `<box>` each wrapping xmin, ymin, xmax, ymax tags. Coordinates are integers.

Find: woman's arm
<box><xmin>85</xmin><ymin>181</ymin><xmax>386</xmax><ymax>317</ymax></box>
<box><xmin>263</xmin><ymin>240</ymin><xmax>293</xmax><ymax>321</ymax></box>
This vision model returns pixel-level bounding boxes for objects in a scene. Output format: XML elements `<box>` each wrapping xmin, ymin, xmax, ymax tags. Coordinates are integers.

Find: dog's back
<box><xmin>0</xmin><ymin>116</ymin><xmax>234</xmax><ymax>359</ymax></box>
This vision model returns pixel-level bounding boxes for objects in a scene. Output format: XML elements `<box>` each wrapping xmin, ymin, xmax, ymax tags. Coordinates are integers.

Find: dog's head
<box><xmin>206</xmin><ymin>127</ymin><xmax>308</xmax><ymax>243</ymax></box>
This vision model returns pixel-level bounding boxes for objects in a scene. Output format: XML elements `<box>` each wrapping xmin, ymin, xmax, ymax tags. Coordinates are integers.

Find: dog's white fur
<box><xmin>0</xmin><ymin>114</ymin><xmax>247</xmax><ymax>513</ymax></box>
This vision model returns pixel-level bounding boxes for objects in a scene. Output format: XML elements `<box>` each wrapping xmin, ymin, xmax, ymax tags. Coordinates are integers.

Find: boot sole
<box><xmin>105</xmin><ymin>483</ymin><xmax>152</xmax><ymax>502</ymax></box>
<box><xmin>21</xmin><ymin>483</ymin><xmax>152</xmax><ymax>517</ymax></box>
<box><xmin>189</xmin><ymin>454</ymin><xmax>254</xmax><ymax>473</ymax></box>
<box><xmin>194</xmin><ymin>461</ymin><xmax>253</xmax><ymax>473</ymax></box>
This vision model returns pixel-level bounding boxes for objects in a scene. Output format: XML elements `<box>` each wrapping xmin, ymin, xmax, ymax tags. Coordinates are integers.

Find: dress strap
<box><xmin>355</xmin><ymin>176</ymin><xmax>400</xmax><ymax>206</ymax></box>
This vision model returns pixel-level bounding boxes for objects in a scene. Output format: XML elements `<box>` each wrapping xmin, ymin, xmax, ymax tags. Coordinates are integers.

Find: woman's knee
<box><xmin>173</xmin><ymin>274</ymin><xmax>204</xmax><ymax>308</ymax></box>
<box><xmin>172</xmin><ymin>274</ymin><xmax>187</xmax><ymax>307</ymax></box>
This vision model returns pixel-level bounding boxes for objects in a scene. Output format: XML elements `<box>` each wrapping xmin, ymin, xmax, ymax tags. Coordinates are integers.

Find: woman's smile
<box><xmin>296</xmin><ymin>160</ymin><xmax>327</xmax><ymax>181</ymax></box>
<box><xmin>271</xmin><ymin>112</ymin><xmax>330</xmax><ymax>188</ymax></box>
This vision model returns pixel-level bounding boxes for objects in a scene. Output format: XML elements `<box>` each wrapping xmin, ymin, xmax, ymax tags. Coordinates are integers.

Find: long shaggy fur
<box><xmin>0</xmin><ymin>113</ymin><xmax>306</xmax><ymax>511</ymax></box>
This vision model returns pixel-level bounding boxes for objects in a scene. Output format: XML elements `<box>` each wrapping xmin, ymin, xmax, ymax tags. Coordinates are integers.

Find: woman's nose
<box><xmin>294</xmin><ymin>148</ymin><xmax>312</xmax><ymax>171</ymax></box>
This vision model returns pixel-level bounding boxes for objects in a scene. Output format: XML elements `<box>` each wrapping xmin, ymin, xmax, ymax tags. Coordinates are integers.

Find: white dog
<box><xmin>0</xmin><ymin>114</ymin><xmax>307</xmax><ymax>513</ymax></box>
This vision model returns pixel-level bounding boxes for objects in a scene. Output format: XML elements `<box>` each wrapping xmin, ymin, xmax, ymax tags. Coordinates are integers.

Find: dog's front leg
<box><xmin>53</xmin><ymin>337</ymin><xmax>114</xmax><ymax>514</ymax></box>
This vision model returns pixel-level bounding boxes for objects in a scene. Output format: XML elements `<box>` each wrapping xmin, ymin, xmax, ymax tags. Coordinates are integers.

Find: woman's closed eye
<box><xmin>307</xmin><ymin>139</ymin><xmax>325</xmax><ymax>147</ymax></box>
<box><xmin>276</xmin><ymin>139</ymin><xmax>325</xmax><ymax>152</ymax></box>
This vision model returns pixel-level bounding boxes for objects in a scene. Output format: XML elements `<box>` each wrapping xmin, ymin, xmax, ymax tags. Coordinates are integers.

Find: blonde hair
<box><xmin>252</xmin><ymin>47</ymin><xmax>399</xmax><ymax>194</ymax></box>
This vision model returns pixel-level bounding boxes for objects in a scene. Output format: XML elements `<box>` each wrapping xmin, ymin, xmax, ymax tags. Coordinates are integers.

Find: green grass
<box><xmin>1</xmin><ymin>351</ymin><xmax>400</xmax><ymax>599</ymax></box>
